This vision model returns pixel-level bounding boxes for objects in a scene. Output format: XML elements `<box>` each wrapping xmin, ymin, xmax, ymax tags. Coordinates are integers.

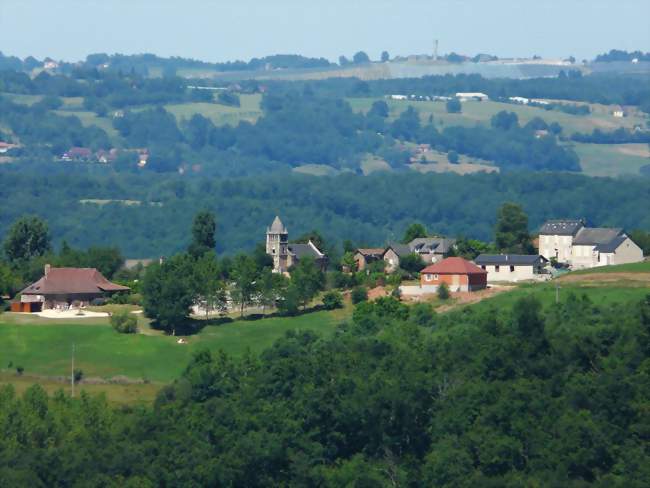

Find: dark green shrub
<box><xmin>437</xmin><ymin>282</ymin><xmax>450</xmax><ymax>300</ymax></box>
<box><xmin>351</xmin><ymin>286</ymin><xmax>368</xmax><ymax>304</ymax></box>
<box><xmin>322</xmin><ymin>291</ymin><xmax>344</xmax><ymax>310</ymax></box>
<box><xmin>110</xmin><ymin>310</ymin><xmax>138</xmax><ymax>334</ymax></box>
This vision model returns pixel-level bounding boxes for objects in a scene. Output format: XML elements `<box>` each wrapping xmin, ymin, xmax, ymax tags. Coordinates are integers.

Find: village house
<box><xmin>0</xmin><ymin>142</ymin><xmax>18</xmax><ymax>154</ymax></box>
<box><xmin>382</xmin><ymin>244</ymin><xmax>412</xmax><ymax>273</ymax></box>
<box><xmin>381</xmin><ymin>237</ymin><xmax>457</xmax><ymax>272</ymax></box>
<box><xmin>408</xmin><ymin>237</ymin><xmax>457</xmax><ymax>264</ymax></box>
<box><xmin>61</xmin><ymin>147</ymin><xmax>93</xmax><ymax>161</ymax></box>
<box><xmin>266</xmin><ymin>216</ymin><xmax>327</xmax><ymax>273</ymax></box>
<box><xmin>474</xmin><ymin>254</ymin><xmax>549</xmax><ymax>282</ymax></box>
<box><xmin>539</xmin><ymin>219</ymin><xmax>643</xmax><ymax>269</ymax></box>
<box><xmin>14</xmin><ymin>265</ymin><xmax>130</xmax><ymax>313</ymax></box>
<box><xmin>353</xmin><ymin>248</ymin><xmax>385</xmax><ymax>271</ymax></box>
<box><xmin>420</xmin><ymin>257</ymin><xmax>487</xmax><ymax>293</ymax></box>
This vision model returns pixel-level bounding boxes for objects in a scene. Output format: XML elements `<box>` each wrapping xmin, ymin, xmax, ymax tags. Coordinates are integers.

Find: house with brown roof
<box><xmin>419</xmin><ymin>257</ymin><xmax>487</xmax><ymax>292</ymax></box>
<box><xmin>17</xmin><ymin>265</ymin><xmax>130</xmax><ymax>312</ymax></box>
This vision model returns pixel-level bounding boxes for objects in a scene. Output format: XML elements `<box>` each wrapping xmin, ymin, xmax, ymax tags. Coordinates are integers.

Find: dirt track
<box><xmin>558</xmin><ymin>272</ymin><xmax>650</xmax><ymax>284</ymax></box>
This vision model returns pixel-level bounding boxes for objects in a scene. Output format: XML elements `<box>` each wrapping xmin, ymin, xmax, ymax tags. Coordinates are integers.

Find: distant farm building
<box><xmin>455</xmin><ymin>92</ymin><xmax>489</xmax><ymax>101</ymax></box>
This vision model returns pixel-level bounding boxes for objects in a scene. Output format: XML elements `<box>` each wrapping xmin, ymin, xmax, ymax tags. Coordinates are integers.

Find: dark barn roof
<box><xmin>573</xmin><ymin>227</ymin><xmax>623</xmax><ymax>246</ymax></box>
<box><xmin>539</xmin><ymin>220</ymin><xmax>584</xmax><ymax>236</ymax></box>
<box><xmin>475</xmin><ymin>254</ymin><xmax>547</xmax><ymax>266</ymax></box>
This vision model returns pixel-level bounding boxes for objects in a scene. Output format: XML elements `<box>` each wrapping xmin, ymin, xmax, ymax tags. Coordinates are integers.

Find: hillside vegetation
<box><xmin>1</xmin><ymin>170</ymin><xmax>649</xmax><ymax>257</ymax></box>
<box><xmin>1</xmin><ymin>290</ymin><xmax>649</xmax><ymax>485</ymax></box>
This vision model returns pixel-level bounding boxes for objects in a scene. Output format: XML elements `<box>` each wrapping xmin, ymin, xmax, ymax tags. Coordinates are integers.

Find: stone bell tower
<box><xmin>266</xmin><ymin>216</ymin><xmax>289</xmax><ymax>273</ymax></box>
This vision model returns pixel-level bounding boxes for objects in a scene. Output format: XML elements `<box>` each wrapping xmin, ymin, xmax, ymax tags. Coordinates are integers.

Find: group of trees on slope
<box><xmin>1</xmin><ymin>291</ymin><xmax>649</xmax><ymax>485</ymax></box>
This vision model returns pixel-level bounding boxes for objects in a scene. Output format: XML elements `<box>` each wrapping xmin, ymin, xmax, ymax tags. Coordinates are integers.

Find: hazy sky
<box><xmin>2</xmin><ymin>0</ymin><xmax>649</xmax><ymax>63</ymax></box>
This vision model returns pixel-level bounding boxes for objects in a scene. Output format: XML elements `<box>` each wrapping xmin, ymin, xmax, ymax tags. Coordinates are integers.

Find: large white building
<box><xmin>539</xmin><ymin>220</ymin><xmax>643</xmax><ymax>269</ymax></box>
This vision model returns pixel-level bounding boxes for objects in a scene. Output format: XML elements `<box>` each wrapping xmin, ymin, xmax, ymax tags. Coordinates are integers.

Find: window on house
<box><xmin>510</xmin><ymin>265</ymin><xmax>515</xmax><ymax>272</ymax></box>
<box><xmin>495</xmin><ymin>265</ymin><xmax>500</xmax><ymax>272</ymax></box>
<box><xmin>481</xmin><ymin>265</ymin><xmax>486</xmax><ymax>270</ymax></box>
<box><xmin>425</xmin><ymin>274</ymin><xmax>432</xmax><ymax>282</ymax></box>
<box><xmin>433</xmin><ymin>274</ymin><xmax>439</xmax><ymax>280</ymax></box>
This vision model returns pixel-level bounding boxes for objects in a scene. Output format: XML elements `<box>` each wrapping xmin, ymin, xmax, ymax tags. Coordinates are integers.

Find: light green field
<box><xmin>567</xmin><ymin>260</ymin><xmax>650</xmax><ymax>274</ymax></box>
<box><xmin>2</xmin><ymin>93</ymin><xmax>43</xmax><ymax>105</ymax></box>
<box><xmin>292</xmin><ymin>164</ymin><xmax>341</xmax><ymax>176</ymax></box>
<box><xmin>0</xmin><ymin>308</ymin><xmax>346</xmax><ymax>384</ymax></box>
<box><xmin>361</xmin><ymin>155</ymin><xmax>392</xmax><ymax>175</ymax></box>
<box><xmin>347</xmin><ymin>98</ymin><xmax>646</xmax><ymax>134</ymax></box>
<box><xmin>165</xmin><ymin>93</ymin><xmax>262</xmax><ymax>126</ymax></box>
<box><xmin>572</xmin><ymin>142</ymin><xmax>650</xmax><ymax>177</ymax></box>
<box><xmin>52</xmin><ymin>109</ymin><xmax>120</xmax><ymax>138</ymax></box>
<box><xmin>468</xmin><ymin>282</ymin><xmax>649</xmax><ymax>314</ymax></box>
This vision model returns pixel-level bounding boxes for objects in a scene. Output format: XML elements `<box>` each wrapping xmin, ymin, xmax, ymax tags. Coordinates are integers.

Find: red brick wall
<box><xmin>420</xmin><ymin>272</ymin><xmax>486</xmax><ymax>291</ymax></box>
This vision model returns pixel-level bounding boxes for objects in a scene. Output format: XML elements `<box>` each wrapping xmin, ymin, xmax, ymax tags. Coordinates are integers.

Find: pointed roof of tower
<box><xmin>268</xmin><ymin>216</ymin><xmax>287</xmax><ymax>234</ymax></box>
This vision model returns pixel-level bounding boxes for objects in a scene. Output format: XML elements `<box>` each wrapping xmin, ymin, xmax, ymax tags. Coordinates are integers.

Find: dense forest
<box><xmin>0</xmin><ymin>169</ymin><xmax>648</xmax><ymax>257</ymax></box>
<box><xmin>1</xmin><ymin>293</ymin><xmax>649</xmax><ymax>485</ymax></box>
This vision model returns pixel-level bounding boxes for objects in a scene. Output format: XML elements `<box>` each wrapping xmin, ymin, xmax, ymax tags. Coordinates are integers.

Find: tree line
<box><xmin>0</xmin><ymin>168</ymin><xmax>649</xmax><ymax>258</ymax></box>
<box><xmin>1</xmin><ymin>290</ymin><xmax>649</xmax><ymax>485</ymax></box>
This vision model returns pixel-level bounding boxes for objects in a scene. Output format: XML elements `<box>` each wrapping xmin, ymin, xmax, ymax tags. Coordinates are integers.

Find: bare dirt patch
<box><xmin>558</xmin><ymin>272</ymin><xmax>650</xmax><ymax>285</ymax></box>
<box><xmin>617</xmin><ymin>144</ymin><xmax>650</xmax><ymax>158</ymax></box>
<box><xmin>436</xmin><ymin>286</ymin><xmax>514</xmax><ymax>312</ymax></box>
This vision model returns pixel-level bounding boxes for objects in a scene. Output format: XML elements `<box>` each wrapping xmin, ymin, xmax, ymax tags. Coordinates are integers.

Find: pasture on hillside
<box><xmin>347</xmin><ymin>97</ymin><xmax>647</xmax><ymax>134</ymax></box>
<box><xmin>573</xmin><ymin>142</ymin><xmax>650</xmax><ymax>177</ymax></box>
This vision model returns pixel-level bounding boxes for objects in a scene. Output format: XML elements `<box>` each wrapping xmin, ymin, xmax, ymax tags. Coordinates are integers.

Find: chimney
<box><xmin>44</xmin><ymin>264</ymin><xmax>51</xmax><ymax>276</ymax></box>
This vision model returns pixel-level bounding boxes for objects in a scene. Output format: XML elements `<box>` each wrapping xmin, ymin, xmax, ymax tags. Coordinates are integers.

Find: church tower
<box><xmin>266</xmin><ymin>216</ymin><xmax>289</xmax><ymax>273</ymax></box>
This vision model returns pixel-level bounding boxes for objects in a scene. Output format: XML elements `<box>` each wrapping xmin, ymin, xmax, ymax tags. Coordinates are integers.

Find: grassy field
<box><xmin>566</xmin><ymin>260</ymin><xmax>650</xmax><ymax>274</ymax></box>
<box><xmin>572</xmin><ymin>142</ymin><xmax>650</xmax><ymax>177</ymax></box>
<box><xmin>165</xmin><ymin>94</ymin><xmax>262</xmax><ymax>126</ymax></box>
<box><xmin>0</xmin><ymin>308</ymin><xmax>347</xmax><ymax>384</ymax></box>
<box><xmin>292</xmin><ymin>164</ymin><xmax>341</xmax><ymax>176</ymax></box>
<box><xmin>347</xmin><ymin>97</ymin><xmax>646</xmax><ymax>134</ymax></box>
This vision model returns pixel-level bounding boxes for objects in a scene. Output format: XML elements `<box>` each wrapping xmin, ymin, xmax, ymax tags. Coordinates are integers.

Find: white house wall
<box><xmin>482</xmin><ymin>264</ymin><xmax>537</xmax><ymax>282</ymax></box>
<box><xmin>539</xmin><ymin>234</ymin><xmax>573</xmax><ymax>263</ymax></box>
<box><xmin>610</xmin><ymin>238</ymin><xmax>644</xmax><ymax>265</ymax></box>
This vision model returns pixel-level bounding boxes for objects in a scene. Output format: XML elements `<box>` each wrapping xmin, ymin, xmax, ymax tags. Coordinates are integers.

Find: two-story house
<box><xmin>539</xmin><ymin>219</ymin><xmax>643</xmax><ymax>269</ymax></box>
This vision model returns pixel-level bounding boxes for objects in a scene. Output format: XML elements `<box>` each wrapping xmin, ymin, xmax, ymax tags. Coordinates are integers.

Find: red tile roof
<box><xmin>21</xmin><ymin>268</ymin><xmax>130</xmax><ymax>295</ymax></box>
<box><xmin>421</xmin><ymin>257</ymin><xmax>487</xmax><ymax>275</ymax></box>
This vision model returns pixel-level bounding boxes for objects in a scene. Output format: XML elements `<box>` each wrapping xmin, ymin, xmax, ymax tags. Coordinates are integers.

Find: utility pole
<box><xmin>71</xmin><ymin>343</ymin><xmax>75</xmax><ymax>398</ymax></box>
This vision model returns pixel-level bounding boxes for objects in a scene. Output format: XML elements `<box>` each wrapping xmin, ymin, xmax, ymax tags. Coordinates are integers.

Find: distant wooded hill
<box><xmin>0</xmin><ymin>169</ymin><xmax>648</xmax><ymax>257</ymax></box>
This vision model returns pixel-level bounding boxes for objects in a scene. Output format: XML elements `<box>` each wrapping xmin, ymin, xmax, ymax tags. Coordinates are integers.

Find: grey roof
<box><xmin>288</xmin><ymin>242</ymin><xmax>324</xmax><ymax>259</ymax></box>
<box><xmin>594</xmin><ymin>235</ymin><xmax>627</xmax><ymax>253</ymax></box>
<box><xmin>573</xmin><ymin>227</ymin><xmax>623</xmax><ymax>246</ymax></box>
<box><xmin>539</xmin><ymin>220</ymin><xmax>584</xmax><ymax>236</ymax></box>
<box><xmin>384</xmin><ymin>244</ymin><xmax>412</xmax><ymax>257</ymax></box>
<box><xmin>268</xmin><ymin>216</ymin><xmax>287</xmax><ymax>234</ymax></box>
<box><xmin>475</xmin><ymin>254</ymin><xmax>548</xmax><ymax>266</ymax></box>
<box><xmin>409</xmin><ymin>237</ymin><xmax>457</xmax><ymax>254</ymax></box>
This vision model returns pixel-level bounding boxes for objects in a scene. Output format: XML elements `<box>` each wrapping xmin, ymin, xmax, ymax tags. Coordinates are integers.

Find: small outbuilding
<box><xmin>420</xmin><ymin>257</ymin><xmax>487</xmax><ymax>293</ymax></box>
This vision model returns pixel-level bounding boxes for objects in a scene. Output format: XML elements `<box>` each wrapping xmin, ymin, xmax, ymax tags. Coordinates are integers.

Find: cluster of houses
<box><xmin>60</xmin><ymin>147</ymin><xmax>149</xmax><ymax>166</ymax></box>
<box><xmin>388</xmin><ymin>92</ymin><xmax>489</xmax><ymax>103</ymax></box>
<box><xmin>10</xmin><ymin>217</ymin><xmax>645</xmax><ymax>313</ymax></box>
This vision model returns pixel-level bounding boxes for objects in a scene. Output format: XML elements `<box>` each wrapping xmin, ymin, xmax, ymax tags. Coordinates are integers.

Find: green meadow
<box><xmin>0</xmin><ymin>308</ymin><xmax>345</xmax><ymax>384</ymax></box>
